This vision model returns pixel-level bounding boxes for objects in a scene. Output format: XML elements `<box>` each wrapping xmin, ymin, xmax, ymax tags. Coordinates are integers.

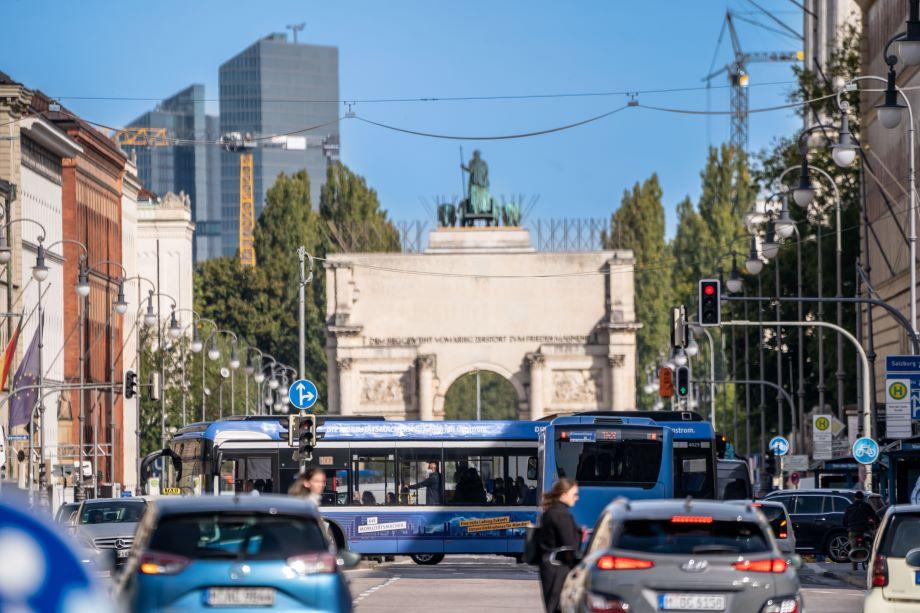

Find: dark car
<box><xmin>763</xmin><ymin>488</ymin><xmax>885</xmax><ymax>562</ymax></box>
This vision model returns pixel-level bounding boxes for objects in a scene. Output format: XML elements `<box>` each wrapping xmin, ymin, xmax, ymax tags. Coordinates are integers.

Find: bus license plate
<box><xmin>207</xmin><ymin>588</ymin><xmax>275</xmax><ymax>607</ymax></box>
<box><xmin>659</xmin><ymin>593</ymin><xmax>726</xmax><ymax>611</ymax></box>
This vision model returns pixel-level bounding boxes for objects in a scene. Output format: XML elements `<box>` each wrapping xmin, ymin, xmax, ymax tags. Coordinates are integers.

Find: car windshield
<box><xmin>79</xmin><ymin>501</ymin><xmax>146</xmax><ymax>524</ymax></box>
<box><xmin>555</xmin><ymin>429</ymin><xmax>662</xmax><ymax>488</ymax></box>
<box><xmin>148</xmin><ymin>513</ymin><xmax>327</xmax><ymax>560</ymax></box>
<box><xmin>878</xmin><ymin>513</ymin><xmax>920</xmax><ymax>558</ymax></box>
<box><xmin>757</xmin><ymin>506</ymin><xmax>788</xmax><ymax>538</ymax></box>
<box><xmin>615</xmin><ymin>519</ymin><xmax>770</xmax><ymax>554</ymax></box>
<box><xmin>57</xmin><ymin>504</ymin><xmax>80</xmax><ymax>523</ymax></box>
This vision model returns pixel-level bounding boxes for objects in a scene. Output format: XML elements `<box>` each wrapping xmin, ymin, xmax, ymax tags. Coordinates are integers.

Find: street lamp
<box><xmin>773</xmin><ymin>196</ymin><xmax>796</xmax><ymax>239</ymax></box>
<box><xmin>0</xmin><ymin>230</ymin><xmax>10</xmax><ymax>264</ymax></box>
<box><xmin>243</xmin><ymin>350</ymin><xmax>255</xmax><ymax>377</ymax></box>
<box><xmin>726</xmin><ymin>258</ymin><xmax>743</xmax><ymax>294</ymax></box>
<box><xmin>76</xmin><ymin>261</ymin><xmax>90</xmax><ymax>297</ymax></box>
<box><xmin>792</xmin><ymin>158</ymin><xmax>815</xmax><ymax>207</ymax></box>
<box><xmin>831</xmin><ymin>108</ymin><xmax>858</xmax><ymax>168</ymax></box>
<box><xmin>877</xmin><ymin>60</ymin><xmax>907</xmax><ymax>129</ymax></box>
<box><xmin>761</xmin><ymin>222</ymin><xmax>780</xmax><ymax>260</ymax></box>
<box><xmin>745</xmin><ymin>237</ymin><xmax>763</xmax><ymax>276</ymax></box>
<box><xmin>673</xmin><ymin>348</ymin><xmax>688</xmax><ymax>367</ymax></box>
<box><xmin>229</xmin><ymin>346</ymin><xmax>240</xmax><ymax>371</ymax></box>
<box><xmin>207</xmin><ymin>336</ymin><xmax>221</xmax><ymax>361</ymax></box>
<box><xmin>32</xmin><ymin>244</ymin><xmax>48</xmax><ymax>282</ymax></box>
<box><xmin>143</xmin><ymin>292</ymin><xmax>157</xmax><ymax>327</ymax></box>
<box><xmin>269</xmin><ymin>377</ymin><xmax>280</xmax><ymax>390</ymax></box>
<box><xmin>114</xmin><ymin>281</ymin><xmax>128</xmax><ymax>315</ymax></box>
<box><xmin>168</xmin><ymin>309</ymin><xmax>182</xmax><ymax>340</ymax></box>
<box><xmin>190</xmin><ymin>326</ymin><xmax>203</xmax><ymax>354</ymax></box>
<box><xmin>686</xmin><ymin>335</ymin><xmax>700</xmax><ymax>358</ymax></box>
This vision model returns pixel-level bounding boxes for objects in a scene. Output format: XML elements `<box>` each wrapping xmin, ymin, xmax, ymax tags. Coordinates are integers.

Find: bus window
<box><xmin>443</xmin><ymin>449</ymin><xmax>504</xmax><ymax>504</ymax></box>
<box><xmin>219</xmin><ymin>459</ymin><xmax>236</xmax><ymax>494</ymax></box>
<box><xmin>507</xmin><ymin>454</ymin><xmax>539</xmax><ymax>506</ymax></box>
<box><xmin>555</xmin><ymin>436</ymin><xmax>662</xmax><ymax>489</ymax></box>
<box><xmin>673</xmin><ymin>442</ymin><xmax>715</xmax><ymax>498</ymax></box>
<box><xmin>397</xmin><ymin>448</ymin><xmax>442</xmax><ymax>505</ymax></box>
<box><xmin>353</xmin><ymin>451</ymin><xmax>396</xmax><ymax>506</ymax></box>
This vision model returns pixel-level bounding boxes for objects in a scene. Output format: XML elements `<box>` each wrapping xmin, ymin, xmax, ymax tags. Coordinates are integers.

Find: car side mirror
<box><xmin>337</xmin><ymin>550</ymin><xmax>362</xmax><ymax>569</ymax></box>
<box><xmin>548</xmin><ymin>546</ymin><xmax>578</xmax><ymax>567</ymax></box>
<box><xmin>905</xmin><ymin>548</ymin><xmax>920</xmax><ymax>568</ymax></box>
<box><xmin>787</xmin><ymin>554</ymin><xmax>802</xmax><ymax>570</ymax></box>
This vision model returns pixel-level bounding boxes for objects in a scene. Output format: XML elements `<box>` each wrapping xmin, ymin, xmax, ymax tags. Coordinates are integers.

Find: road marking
<box><xmin>353</xmin><ymin>576</ymin><xmax>400</xmax><ymax>606</ymax></box>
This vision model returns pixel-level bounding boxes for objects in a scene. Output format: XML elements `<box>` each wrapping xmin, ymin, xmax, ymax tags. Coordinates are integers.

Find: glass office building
<box><xmin>123</xmin><ymin>84</ymin><xmax>222</xmax><ymax>261</ymax></box>
<box><xmin>219</xmin><ymin>33</ymin><xmax>340</xmax><ymax>258</ymax></box>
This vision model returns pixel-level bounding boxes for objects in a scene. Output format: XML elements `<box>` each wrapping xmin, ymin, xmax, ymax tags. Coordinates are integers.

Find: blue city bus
<box><xmin>879</xmin><ymin>436</ymin><xmax>920</xmax><ymax>504</ymax></box>
<box><xmin>539</xmin><ymin>414</ymin><xmax>674</xmax><ymax>528</ymax></box>
<box><xmin>149</xmin><ymin>416</ymin><xmax>543</xmax><ymax>565</ymax></box>
<box><xmin>543</xmin><ymin>411</ymin><xmax>717</xmax><ymax>499</ymax></box>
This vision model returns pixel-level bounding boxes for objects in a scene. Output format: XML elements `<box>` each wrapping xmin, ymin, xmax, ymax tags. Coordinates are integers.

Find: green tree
<box><xmin>604</xmin><ymin>174</ymin><xmax>673</xmax><ymax>406</ymax></box>
<box><xmin>443</xmin><ymin>371</ymin><xmax>518</xmax><ymax>420</ymax></box>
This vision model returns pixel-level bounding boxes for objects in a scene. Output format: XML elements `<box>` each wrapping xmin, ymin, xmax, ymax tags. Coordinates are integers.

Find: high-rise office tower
<box><xmin>123</xmin><ymin>84</ymin><xmax>223</xmax><ymax>261</ymax></box>
<box><xmin>219</xmin><ymin>33</ymin><xmax>340</xmax><ymax>258</ymax></box>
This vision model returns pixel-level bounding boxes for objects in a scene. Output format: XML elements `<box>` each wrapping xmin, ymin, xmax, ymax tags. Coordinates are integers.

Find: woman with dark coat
<box><xmin>538</xmin><ymin>478</ymin><xmax>580</xmax><ymax>613</ymax></box>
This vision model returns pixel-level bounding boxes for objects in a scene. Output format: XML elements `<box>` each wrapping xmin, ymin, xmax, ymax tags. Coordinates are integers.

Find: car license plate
<box><xmin>207</xmin><ymin>588</ymin><xmax>275</xmax><ymax>607</ymax></box>
<box><xmin>915</xmin><ymin>570</ymin><xmax>920</xmax><ymax>585</ymax></box>
<box><xmin>659</xmin><ymin>593</ymin><xmax>726</xmax><ymax>611</ymax></box>
<box><xmin>116</xmin><ymin>548</ymin><xmax>131</xmax><ymax>558</ymax></box>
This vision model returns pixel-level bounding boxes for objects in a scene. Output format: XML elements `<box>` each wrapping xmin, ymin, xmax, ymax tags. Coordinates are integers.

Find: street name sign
<box><xmin>812</xmin><ymin>414</ymin><xmax>833</xmax><ymax>460</ymax></box>
<box><xmin>886</xmin><ymin>355</ymin><xmax>920</xmax><ymax>439</ymax></box>
<box><xmin>768</xmin><ymin>436</ymin><xmax>790</xmax><ymax>456</ymax></box>
<box><xmin>784</xmin><ymin>455</ymin><xmax>809</xmax><ymax>471</ymax></box>
<box><xmin>852</xmin><ymin>437</ymin><xmax>880</xmax><ymax>465</ymax></box>
<box><xmin>288</xmin><ymin>379</ymin><xmax>318</xmax><ymax>410</ymax></box>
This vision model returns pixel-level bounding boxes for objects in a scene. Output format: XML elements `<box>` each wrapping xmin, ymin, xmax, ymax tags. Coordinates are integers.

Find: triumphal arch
<box><xmin>323</xmin><ymin>154</ymin><xmax>639</xmax><ymax>420</ymax></box>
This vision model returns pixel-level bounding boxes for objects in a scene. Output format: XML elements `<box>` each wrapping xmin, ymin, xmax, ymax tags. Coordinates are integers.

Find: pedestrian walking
<box><xmin>287</xmin><ymin>465</ymin><xmax>326</xmax><ymax>507</ymax></box>
<box><xmin>538</xmin><ymin>478</ymin><xmax>580</xmax><ymax>613</ymax></box>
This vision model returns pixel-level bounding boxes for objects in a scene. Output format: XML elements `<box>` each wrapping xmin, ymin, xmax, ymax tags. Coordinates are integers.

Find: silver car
<box><xmin>727</xmin><ymin>500</ymin><xmax>797</xmax><ymax>554</ymax></box>
<box><xmin>557</xmin><ymin>499</ymin><xmax>801</xmax><ymax>613</ymax></box>
<box><xmin>71</xmin><ymin>497</ymin><xmax>148</xmax><ymax>566</ymax></box>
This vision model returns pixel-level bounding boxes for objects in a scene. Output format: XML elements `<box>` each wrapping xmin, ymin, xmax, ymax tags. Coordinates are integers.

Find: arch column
<box><xmin>417</xmin><ymin>354</ymin><xmax>436</xmax><ymax>421</ymax></box>
<box><xmin>527</xmin><ymin>353</ymin><xmax>546</xmax><ymax>420</ymax></box>
<box><xmin>337</xmin><ymin>358</ymin><xmax>356</xmax><ymax>415</ymax></box>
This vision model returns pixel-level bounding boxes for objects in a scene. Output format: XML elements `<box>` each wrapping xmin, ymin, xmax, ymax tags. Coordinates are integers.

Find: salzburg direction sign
<box><xmin>288</xmin><ymin>379</ymin><xmax>318</xmax><ymax>410</ymax></box>
<box><xmin>886</xmin><ymin>355</ymin><xmax>920</xmax><ymax>439</ymax></box>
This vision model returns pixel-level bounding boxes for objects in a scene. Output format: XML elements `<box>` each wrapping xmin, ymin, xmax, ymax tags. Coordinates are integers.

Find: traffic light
<box><xmin>715</xmin><ymin>433</ymin><xmax>728</xmax><ymax>458</ymax></box>
<box><xmin>765</xmin><ymin>453</ymin><xmax>777</xmax><ymax>476</ymax></box>
<box><xmin>659</xmin><ymin>367</ymin><xmax>673</xmax><ymax>398</ymax></box>
<box><xmin>124</xmin><ymin>369</ymin><xmax>138</xmax><ymax>400</ymax></box>
<box><xmin>698</xmin><ymin>279</ymin><xmax>721</xmax><ymax>326</ymax></box>
<box><xmin>675</xmin><ymin>366</ymin><xmax>690</xmax><ymax>397</ymax></box>
<box><xmin>297</xmin><ymin>414</ymin><xmax>317</xmax><ymax>458</ymax></box>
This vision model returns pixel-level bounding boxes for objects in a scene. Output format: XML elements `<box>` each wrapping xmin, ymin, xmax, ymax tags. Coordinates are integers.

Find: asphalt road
<box><xmin>346</xmin><ymin>556</ymin><xmax>865</xmax><ymax>613</ymax></box>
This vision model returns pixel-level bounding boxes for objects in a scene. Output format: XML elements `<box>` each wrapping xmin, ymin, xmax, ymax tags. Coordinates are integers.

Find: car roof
<box><xmin>887</xmin><ymin>504</ymin><xmax>920</xmax><ymax>514</ymax></box>
<box><xmin>611</xmin><ymin>499</ymin><xmax>763</xmax><ymax>521</ymax></box>
<box><xmin>764</xmin><ymin>489</ymin><xmax>875</xmax><ymax>496</ymax></box>
<box><xmin>727</xmin><ymin>499</ymin><xmax>786</xmax><ymax>510</ymax></box>
<box><xmin>148</xmin><ymin>494</ymin><xmax>321</xmax><ymax>519</ymax></box>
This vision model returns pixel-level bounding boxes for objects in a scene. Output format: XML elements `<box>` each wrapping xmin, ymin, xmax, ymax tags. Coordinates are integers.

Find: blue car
<box><xmin>116</xmin><ymin>495</ymin><xmax>359</xmax><ymax>612</ymax></box>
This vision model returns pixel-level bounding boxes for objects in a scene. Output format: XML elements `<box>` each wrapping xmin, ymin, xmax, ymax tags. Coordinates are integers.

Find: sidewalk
<box><xmin>804</xmin><ymin>561</ymin><xmax>867</xmax><ymax>589</ymax></box>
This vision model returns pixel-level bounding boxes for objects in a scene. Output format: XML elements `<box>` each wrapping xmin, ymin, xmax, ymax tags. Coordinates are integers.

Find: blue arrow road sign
<box><xmin>768</xmin><ymin>436</ymin><xmax>790</xmax><ymax>456</ymax></box>
<box><xmin>852</xmin><ymin>437</ymin><xmax>880</xmax><ymax>465</ymax></box>
<box><xmin>289</xmin><ymin>379</ymin><xmax>318</xmax><ymax>410</ymax></box>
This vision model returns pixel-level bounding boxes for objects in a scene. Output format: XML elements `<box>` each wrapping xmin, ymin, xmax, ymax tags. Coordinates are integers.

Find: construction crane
<box><xmin>221</xmin><ymin>132</ymin><xmax>338</xmax><ymax>268</ymax></box>
<box><xmin>704</xmin><ymin>9</ymin><xmax>803</xmax><ymax>152</ymax></box>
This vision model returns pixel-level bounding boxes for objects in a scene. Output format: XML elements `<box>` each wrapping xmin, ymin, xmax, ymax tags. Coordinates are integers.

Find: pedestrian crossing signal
<box><xmin>659</xmin><ymin>367</ymin><xmax>674</xmax><ymax>398</ymax></box>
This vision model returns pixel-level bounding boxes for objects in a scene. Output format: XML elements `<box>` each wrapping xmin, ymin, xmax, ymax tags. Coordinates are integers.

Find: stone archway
<box><xmin>442</xmin><ymin>368</ymin><xmax>523</xmax><ymax>420</ymax></box>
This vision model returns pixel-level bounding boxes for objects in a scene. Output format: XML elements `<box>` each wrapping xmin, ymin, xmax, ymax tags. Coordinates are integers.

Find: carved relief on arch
<box><xmin>360</xmin><ymin>372</ymin><xmax>410</xmax><ymax>405</ymax></box>
<box><xmin>336</xmin><ymin>357</ymin><xmax>354</xmax><ymax>371</ymax></box>
<box><xmin>552</xmin><ymin>369</ymin><xmax>602</xmax><ymax>403</ymax></box>
<box><xmin>608</xmin><ymin>354</ymin><xmax>626</xmax><ymax>368</ymax></box>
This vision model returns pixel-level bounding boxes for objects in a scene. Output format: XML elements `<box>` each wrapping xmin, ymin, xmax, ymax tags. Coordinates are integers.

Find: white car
<box><xmin>729</xmin><ymin>500</ymin><xmax>796</xmax><ymax>553</ymax></box>
<box><xmin>865</xmin><ymin>504</ymin><xmax>920</xmax><ymax>612</ymax></box>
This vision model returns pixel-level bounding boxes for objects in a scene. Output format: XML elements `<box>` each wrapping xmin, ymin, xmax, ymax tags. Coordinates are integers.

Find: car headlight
<box><xmin>760</xmin><ymin>595</ymin><xmax>801</xmax><ymax>613</ymax></box>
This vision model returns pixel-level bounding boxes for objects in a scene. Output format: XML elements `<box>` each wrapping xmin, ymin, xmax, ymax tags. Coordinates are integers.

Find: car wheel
<box><xmin>410</xmin><ymin>553</ymin><xmax>444</xmax><ymax>565</ymax></box>
<box><xmin>826</xmin><ymin>532</ymin><xmax>851</xmax><ymax>563</ymax></box>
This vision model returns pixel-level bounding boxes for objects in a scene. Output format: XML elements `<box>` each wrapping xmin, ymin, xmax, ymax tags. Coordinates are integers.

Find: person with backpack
<box><xmin>536</xmin><ymin>478</ymin><xmax>580</xmax><ymax>613</ymax></box>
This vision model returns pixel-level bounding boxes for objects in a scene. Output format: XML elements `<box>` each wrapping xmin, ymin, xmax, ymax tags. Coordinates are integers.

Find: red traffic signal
<box><xmin>659</xmin><ymin>367</ymin><xmax>674</xmax><ymax>398</ymax></box>
<box><xmin>698</xmin><ymin>279</ymin><xmax>721</xmax><ymax>326</ymax></box>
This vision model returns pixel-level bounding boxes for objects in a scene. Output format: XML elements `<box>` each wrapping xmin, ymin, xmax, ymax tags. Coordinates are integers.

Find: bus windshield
<box><xmin>673</xmin><ymin>443</ymin><xmax>715</xmax><ymax>498</ymax></box>
<box><xmin>554</xmin><ymin>428</ymin><xmax>662</xmax><ymax>488</ymax></box>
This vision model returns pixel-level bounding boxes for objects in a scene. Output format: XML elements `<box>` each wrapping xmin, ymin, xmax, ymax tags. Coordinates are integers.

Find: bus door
<box><xmin>395</xmin><ymin>445</ymin><xmax>445</xmax><ymax>555</ymax></box>
<box><xmin>350</xmin><ymin>447</ymin><xmax>401</xmax><ymax>554</ymax></box>
<box><xmin>215</xmin><ymin>448</ymin><xmax>278</xmax><ymax>495</ymax></box>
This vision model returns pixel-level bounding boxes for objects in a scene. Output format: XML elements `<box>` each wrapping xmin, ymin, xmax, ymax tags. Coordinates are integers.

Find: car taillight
<box><xmin>585</xmin><ymin>592</ymin><xmax>630</xmax><ymax>613</ymax></box>
<box><xmin>670</xmin><ymin>515</ymin><xmax>714</xmax><ymax>524</ymax></box>
<box><xmin>872</xmin><ymin>555</ymin><xmax>888</xmax><ymax>587</ymax></box>
<box><xmin>287</xmin><ymin>552</ymin><xmax>337</xmax><ymax>576</ymax></box>
<box><xmin>596</xmin><ymin>555</ymin><xmax>654</xmax><ymax>570</ymax></box>
<box><xmin>732</xmin><ymin>558</ymin><xmax>787</xmax><ymax>573</ymax></box>
<box><xmin>760</xmin><ymin>596</ymin><xmax>800</xmax><ymax>613</ymax></box>
<box><xmin>138</xmin><ymin>551</ymin><xmax>191</xmax><ymax>575</ymax></box>
<box><xmin>778</xmin><ymin>532</ymin><xmax>788</xmax><ymax>539</ymax></box>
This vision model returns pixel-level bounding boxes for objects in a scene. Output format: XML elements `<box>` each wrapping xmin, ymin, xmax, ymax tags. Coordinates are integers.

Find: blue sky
<box><xmin>2</xmin><ymin>0</ymin><xmax>804</xmax><ymax>235</ymax></box>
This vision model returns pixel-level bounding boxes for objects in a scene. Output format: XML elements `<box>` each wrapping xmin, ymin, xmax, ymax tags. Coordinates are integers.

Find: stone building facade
<box><xmin>324</xmin><ymin>228</ymin><xmax>639</xmax><ymax>420</ymax></box>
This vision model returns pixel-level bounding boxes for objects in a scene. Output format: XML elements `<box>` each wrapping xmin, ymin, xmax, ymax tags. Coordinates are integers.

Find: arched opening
<box><xmin>443</xmin><ymin>370</ymin><xmax>519</xmax><ymax>420</ymax></box>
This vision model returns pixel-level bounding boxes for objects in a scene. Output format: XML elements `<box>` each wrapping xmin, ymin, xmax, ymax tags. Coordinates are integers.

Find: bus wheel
<box><xmin>410</xmin><ymin>554</ymin><xmax>444</xmax><ymax>565</ymax></box>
